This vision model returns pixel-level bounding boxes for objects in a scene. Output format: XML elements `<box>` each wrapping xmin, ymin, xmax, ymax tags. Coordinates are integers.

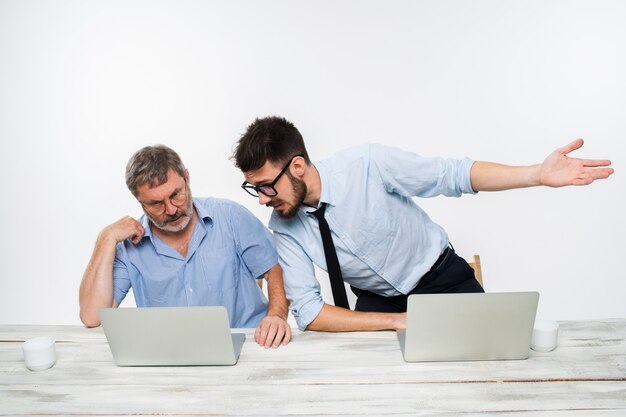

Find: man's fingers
<box><xmin>255</xmin><ymin>323</ymin><xmax>265</xmax><ymax>345</ymax></box>
<box><xmin>282</xmin><ymin>326</ymin><xmax>292</xmax><ymax>345</ymax></box>
<box><xmin>264</xmin><ymin>324</ymin><xmax>279</xmax><ymax>349</ymax></box>
<box><xmin>131</xmin><ymin>225</ymin><xmax>144</xmax><ymax>245</ymax></box>
<box><xmin>108</xmin><ymin>216</ymin><xmax>146</xmax><ymax>244</ymax></box>
<box><xmin>587</xmin><ymin>168</ymin><xmax>614</xmax><ymax>181</ymax></box>
<box><xmin>583</xmin><ymin>159</ymin><xmax>612</xmax><ymax>168</ymax></box>
<box><xmin>572</xmin><ymin>168</ymin><xmax>614</xmax><ymax>185</ymax></box>
<box><xmin>271</xmin><ymin>326</ymin><xmax>286</xmax><ymax>348</ymax></box>
<box><xmin>559</xmin><ymin>138</ymin><xmax>584</xmax><ymax>155</ymax></box>
<box><xmin>256</xmin><ymin>317</ymin><xmax>291</xmax><ymax>348</ymax></box>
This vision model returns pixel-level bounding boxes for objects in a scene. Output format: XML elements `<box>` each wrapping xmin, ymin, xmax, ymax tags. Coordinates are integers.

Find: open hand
<box><xmin>540</xmin><ymin>139</ymin><xmax>613</xmax><ymax>187</ymax></box>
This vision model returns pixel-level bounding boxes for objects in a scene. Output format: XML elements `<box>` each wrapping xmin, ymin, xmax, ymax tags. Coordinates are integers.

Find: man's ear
<box><xmin>184</xmin><ymin>169</ymin><xmax>190</xmax><ymax>184</ymax></box>
<box><xmin>291</xmin><ymin>156</ymin><xmax>307</xmax><ymax>177</ymax></box>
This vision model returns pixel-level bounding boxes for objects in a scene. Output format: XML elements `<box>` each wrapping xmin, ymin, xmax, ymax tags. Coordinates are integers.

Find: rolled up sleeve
<box><xmin>274</xmin><ymin>231</ymin><xmax>324</xmax><ymax>331</ymax></box>
<box><xmin>370</xmin><ymin>143</ymin><xmax>476</xmax><ymax>198</ymax></box>
<box><xmin>112</xmin><ymin>242</ymin><xmax>132</xmax><ymax>305</ymax></box>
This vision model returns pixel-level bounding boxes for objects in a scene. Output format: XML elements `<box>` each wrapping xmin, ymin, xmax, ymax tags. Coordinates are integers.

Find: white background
<box><xmin>0</xmin><ymin>0</ymin><xmax>624</xmax><ymax>326</ymax></box>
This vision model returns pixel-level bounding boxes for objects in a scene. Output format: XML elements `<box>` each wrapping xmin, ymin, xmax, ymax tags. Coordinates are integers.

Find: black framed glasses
<box><xmin>139</xmin><ymin>179</ymin><xmax>188</xmax><ymax>216</ymax></box>
<box><xmin>241</xmin><ymin>155</ymin><xmax>303</xmax><ymax>198</ymax></box>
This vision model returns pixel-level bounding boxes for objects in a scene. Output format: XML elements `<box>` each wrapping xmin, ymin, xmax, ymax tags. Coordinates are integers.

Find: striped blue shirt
<box><xmin>113</xmin><ymin>197</ymin><xmax>277</xmax><ymax>328</ymax></box>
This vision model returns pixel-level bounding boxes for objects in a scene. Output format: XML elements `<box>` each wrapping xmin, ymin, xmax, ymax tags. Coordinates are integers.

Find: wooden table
<box><xmin>1</xmin><ymin>320</ymin><xmax>625</xmax><ymax>416</ymax></box>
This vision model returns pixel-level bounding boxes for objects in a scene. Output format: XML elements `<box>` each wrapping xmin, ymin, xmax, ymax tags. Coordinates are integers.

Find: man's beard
<box><xmin>274</xmin><ymin>171</ymin><xmax>307</xmax><ymax>219</ymax></box>
<box><xmin>147</xmin><ymin>195</ymin><xmax>194</xmax><ymax>233</ymax></box>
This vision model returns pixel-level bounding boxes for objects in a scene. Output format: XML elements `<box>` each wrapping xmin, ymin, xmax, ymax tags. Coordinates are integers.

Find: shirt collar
<box><xmin>314</xmin><ymin>160</ymin><xmax>336</xmax><ymax>208</ymax></box>
<box><xmin>192</xmin><ymin>197</ymin><xmax>212</xmax><ymax>223</ymax></box>
<box><xmin>140</xmin><ymin>214</ymin><xmax>154</xmax><ymax>241</ymax></box>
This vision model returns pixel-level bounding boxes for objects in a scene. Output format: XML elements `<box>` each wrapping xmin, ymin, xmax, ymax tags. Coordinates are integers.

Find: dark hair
<box><xmin>232</xmin><ymin>116</ymin><xmax>310</xmax><ymax>172</ymax></box>
<box><xmin>125</xmin><ymin>145</ymin><xmax>186</xmax><ymax>196</ymax></box>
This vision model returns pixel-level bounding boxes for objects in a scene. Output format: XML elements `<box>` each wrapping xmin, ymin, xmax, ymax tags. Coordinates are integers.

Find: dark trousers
<box><xmin>350</xmin><ymin>247</ymin><xmax>484</xmax><ymax>313</ymax></box>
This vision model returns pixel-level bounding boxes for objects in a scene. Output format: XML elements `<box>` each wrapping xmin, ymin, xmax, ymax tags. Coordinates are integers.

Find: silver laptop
<box><xmin>397</xmin><ymin>292</ymin><xmax>539</xmax><ymax>362</ymax></box>
<box><xmin>99</xmin><ymin>306</ymin><xmax>245</xmax><ymax>366</ymax></box>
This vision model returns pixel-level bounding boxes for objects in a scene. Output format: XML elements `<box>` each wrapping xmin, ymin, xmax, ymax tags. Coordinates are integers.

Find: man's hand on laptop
<box><xmin>255</xmin><ymin>314</ymin><xmax>291</xmax><ymax>348</ymax></box>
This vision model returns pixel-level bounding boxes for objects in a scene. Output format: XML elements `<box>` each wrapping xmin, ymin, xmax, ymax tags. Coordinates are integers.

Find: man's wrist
<box><xmin>95</xmin><ymin>231</ymin><xmax>120</xmax><ymax>251</ymax></box>
<box><xmin>388</xmin><ymin>312</ymin><xmax>406</xmax><ymax>331</ymax></box>
<box><xmin>530</xmin><ymin>164</ymin><xmax>543</xmax><ymax>187</ymax></box>
<box><xmin>266</xmin><ymin>310</ymin><xmax>288</xmax><ymax>321</ymax></box>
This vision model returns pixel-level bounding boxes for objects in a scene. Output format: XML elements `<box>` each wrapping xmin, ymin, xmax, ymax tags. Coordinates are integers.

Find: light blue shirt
<box><xmin>113</xmin><ymin>197</ymin><xmax>278</xmax><ymax>328</ymax></box>
<box><xmin>269</xmin><ymin>144</ymin><xmax>476</xmax><ymax>330</ymax></box>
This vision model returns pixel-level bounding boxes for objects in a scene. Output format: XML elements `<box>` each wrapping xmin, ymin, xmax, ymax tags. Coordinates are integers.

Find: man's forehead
<box><xmin>137</xmin><ymin>169</ymin><xmax>185</xmax><ymax>196</ymax></box>
<box><xmin>148</xmin><ymin>169</ymin><xmax>183</xmax><ymax>186</ymax></box>
<box><xmin>244</xmin><ymin>161</ymin><xmax>279</xmax><ymax>183</ymax></box>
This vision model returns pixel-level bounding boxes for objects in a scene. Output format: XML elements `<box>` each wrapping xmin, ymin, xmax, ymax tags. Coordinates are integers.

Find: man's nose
<box><xmin>258</xmin><ymin>193</ymin><xmax>271</xmax><ymax>206</ymax></box>
<box><xmin>164</xmin><ymin>200</ymin><xmax>178</xmax><ymax>215</ymax></box>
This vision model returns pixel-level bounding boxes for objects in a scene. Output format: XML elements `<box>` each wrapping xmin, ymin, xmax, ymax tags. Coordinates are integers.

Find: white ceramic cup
<box><xmin>22</xmin><ymin>336</ymin><xmax>57</xmax><ymax>371</ymax></box>
<box><xmin>531</xmin><ymin>320</ymin><xmax>559</xmax><ymax>352</ymax></box>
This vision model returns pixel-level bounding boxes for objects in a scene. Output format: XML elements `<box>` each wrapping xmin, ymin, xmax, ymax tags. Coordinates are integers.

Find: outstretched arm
<box><xmin>306</xmin><ymin>304</ymin><xmax>406</xmax><ymax>332</ymax></box>
<box><xmin>79</xmin><ymin>217</ymin><xmax>145</xmax><ymax>327</ymax></box>
<box><xmin>470</xmin><ymin>139</ymin><xmax>613</xmax><ymax>192</ymax></box>
<box><xmin>255</xmin><ymin>263</ymin><xmax>292</xmax><ymax>348</ymax></box>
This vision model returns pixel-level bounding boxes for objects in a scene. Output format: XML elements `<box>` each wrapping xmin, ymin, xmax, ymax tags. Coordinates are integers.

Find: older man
<box><xmin>80</xmin><ymin>145</ymin><xmax>291</xmax><ymax>348</ymax></box>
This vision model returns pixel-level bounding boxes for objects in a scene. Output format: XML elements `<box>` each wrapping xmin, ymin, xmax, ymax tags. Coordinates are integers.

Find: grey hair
<box><xmin>125</xmin><ymin>145</ymin><xmax>186</xmax><ymax>196</ymax></box>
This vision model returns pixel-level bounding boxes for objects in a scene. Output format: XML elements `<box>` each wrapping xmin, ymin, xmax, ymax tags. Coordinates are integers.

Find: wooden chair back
<box><xmin>468</xmin><ymin>254</ymin><xmax>483</xmax><ymax>287</ymax></box>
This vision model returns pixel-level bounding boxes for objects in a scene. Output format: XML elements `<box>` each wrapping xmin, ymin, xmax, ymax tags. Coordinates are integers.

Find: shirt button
<box><xmin>189</xmin><ymin>288</ymin><xmax>193</xmax><ymax>293</ymax></box>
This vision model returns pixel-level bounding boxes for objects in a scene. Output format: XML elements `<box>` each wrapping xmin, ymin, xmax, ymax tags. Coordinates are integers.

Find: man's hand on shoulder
<box><xmin>255</xmin><ymin>314</ymin><xmax>292</xmax><ymax>349</ymax></box>
<box><xmin>101</xmin><ymin>216</ymin><xmax>145</xmax><ymax>245</ymax></box>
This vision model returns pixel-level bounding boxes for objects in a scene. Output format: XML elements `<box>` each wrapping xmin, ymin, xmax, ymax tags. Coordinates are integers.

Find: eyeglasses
<box><xmin>241</xmin><ymin>155</ymin><xmax>303</xmax><ymax>198</ymax></box>
<box><xmin>139</xmin><ymin>180</ymin><xmax>188</xmax><ymax>216</ymax></box>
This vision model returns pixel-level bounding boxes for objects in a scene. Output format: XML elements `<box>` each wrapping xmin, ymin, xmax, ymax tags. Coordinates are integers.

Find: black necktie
<box><xmin>310</xmin><ymin>203</ymin><xmax>350</xmax><ymax>309</ymax></box>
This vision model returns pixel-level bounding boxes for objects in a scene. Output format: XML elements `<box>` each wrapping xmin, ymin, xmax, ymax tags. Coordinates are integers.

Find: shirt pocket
<box><xmin>140</xmin><ymin>269</ymin><xmax>185</xmax><ymax>306</ymax></box>
<box><xmin>349</xmin><ymin>193</ymin><xmax>396</xmax><ymax>244</ymax></box>
<box><xmin>197</xmin><ymin>246</ymin><xmax>240</xmax><ymax>292</ymax></box>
